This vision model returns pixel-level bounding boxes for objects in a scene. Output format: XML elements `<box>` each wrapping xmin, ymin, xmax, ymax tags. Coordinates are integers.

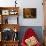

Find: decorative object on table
<box><xmin>23</xmin><ymin>8</ymin><xmax>36</xmax><ymax>18</ymax></box>
<box><xmin>21</xmin><ymin>28</ymin><xmax>41</xmax><ymax>46</ymax></box>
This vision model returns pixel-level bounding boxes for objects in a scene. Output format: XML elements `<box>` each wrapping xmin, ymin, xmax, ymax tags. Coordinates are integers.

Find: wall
<box><xmin>18</xmin><ymin>0</ymin><xmax>44</xmax><ymax>26</ymax></box>
<box><xmin>0</xmin><ymin>0</ymin><xmax>44</xmax><ymax>26</ymax></box>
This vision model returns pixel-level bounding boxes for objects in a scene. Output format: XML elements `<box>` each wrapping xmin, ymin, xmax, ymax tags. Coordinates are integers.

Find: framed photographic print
<box><xmin>9</xmin><ymin>10</ymin><xmax>15</xmax><ymax>15</ymax></box>
<box><xmin>9</xmin><ymin>10</ymin><xmax>18</xmax><ymax>15</ymax></box>
<box><xmin>2</xmin><ymin>10</ymin><xmax>9</xmax><ymax>15</ymax></box>
<box><xmin>23</xmin><ymin>8</ymin><xmax>36</xmax><ymax>18</ymax></box>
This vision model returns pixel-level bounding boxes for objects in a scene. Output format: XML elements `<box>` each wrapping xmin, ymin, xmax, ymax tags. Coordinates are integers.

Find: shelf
<box><xmin>2</xmin><ymin>40</ymin><xmax>19</xmax><ymax>43</ymax></box>
<box><xmin>0</xmin><ymin>7</ymin><xmax>19</xmax><ymax>15</ymax></box>
<box><xmin>0</xmin><ymin>7</ymin><xmax>19</xmax><ymax>46</ymax></box>
<box><xmin>0</xmin><ymin>7</ymin><xmax>19</xmax><ymax>24</ymax></box>
<box><xmin>0</xmin><ymin>24</ymin><xmax>20</xmax><ymax>32</ymax></box>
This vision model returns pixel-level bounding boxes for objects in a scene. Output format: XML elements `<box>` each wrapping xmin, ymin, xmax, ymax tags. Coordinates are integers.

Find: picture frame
<box><xmin>23</xmin><ymin>8</ymin><xmax>36</xmax><ymax>18</ymax></box>
<box><xmin>9</xmin><ymin>10</ymin><xmax>18</xmax><ymax>15</ymax></box>
<box><xmin>2</xmin><ymin>10</ymin><xmax>9</xmax><ymax>15</ymax></box>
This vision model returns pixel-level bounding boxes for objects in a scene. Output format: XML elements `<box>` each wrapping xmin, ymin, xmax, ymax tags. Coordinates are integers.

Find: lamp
<box><xmin>14</xmin><ymin>28</ymin><xmax>17</xmax><ymax>32</ymax></box>
<box><xmin>13</xmin><ymin>28</ymin><xmax>18</xmax><ymax>41</ymax></box>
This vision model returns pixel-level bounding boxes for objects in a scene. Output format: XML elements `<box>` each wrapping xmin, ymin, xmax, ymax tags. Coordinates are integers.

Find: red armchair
<box><xmin>21</xmin><ymin>28</ymin><xmax>41</xmax><ymax>46</ymax></box>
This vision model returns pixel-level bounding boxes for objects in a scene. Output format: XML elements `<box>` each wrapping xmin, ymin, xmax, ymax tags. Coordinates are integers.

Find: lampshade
<box><xmin>13</xmin><ymin>28</ymin><xmax>17</xmax><ymax>32</ymax></box>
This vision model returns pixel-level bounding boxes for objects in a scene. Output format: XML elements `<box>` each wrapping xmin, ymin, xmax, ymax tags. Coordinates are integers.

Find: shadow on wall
<box><xmin>18</xmin><ymin>26</ymin><xmax>44</xmax><ymax>45</ymax></box>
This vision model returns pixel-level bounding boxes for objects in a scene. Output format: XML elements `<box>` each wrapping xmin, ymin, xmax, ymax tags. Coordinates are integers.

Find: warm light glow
<box><xmin>14</xmin><ymin>28</ymin><xmax>17</xmax><ymax>32</ymax></box>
